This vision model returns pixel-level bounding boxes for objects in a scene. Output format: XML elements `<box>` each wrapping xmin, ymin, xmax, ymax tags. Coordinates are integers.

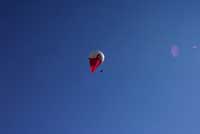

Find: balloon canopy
<box><xmin>88</xmin><ymin>50</ymin><xmax>105</xmax><ymax>73</ymax></box>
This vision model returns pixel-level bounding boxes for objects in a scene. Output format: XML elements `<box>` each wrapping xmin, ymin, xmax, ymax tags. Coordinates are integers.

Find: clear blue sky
<box><xmin>1</xmin><ymin>0</ymin><xmax>200</xmax><ymax>133</ymax></box>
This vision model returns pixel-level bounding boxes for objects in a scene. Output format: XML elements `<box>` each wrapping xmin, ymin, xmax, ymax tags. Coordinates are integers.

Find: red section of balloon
<box><xmin>89</xmin><ymin>58</ymin><xmax>102</xmax><ymax>73</ymax></box>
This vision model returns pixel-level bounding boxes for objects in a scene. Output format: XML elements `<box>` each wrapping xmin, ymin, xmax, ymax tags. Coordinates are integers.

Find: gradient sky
<box><xmin>1</xmin><ymin>0</ymin><xmax>200</xmax><ymax>133</ymax></box>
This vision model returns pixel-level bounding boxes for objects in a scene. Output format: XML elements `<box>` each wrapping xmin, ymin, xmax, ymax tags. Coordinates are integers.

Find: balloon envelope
<box><xmin>171</xmin><ymin>45</ymin><xmax>179</xmax><ymax>57</ymax></box>
<box><xmin>88</xmin><ymin>50</ymin><xmax>105</xmax><ymax>73</ymax></box>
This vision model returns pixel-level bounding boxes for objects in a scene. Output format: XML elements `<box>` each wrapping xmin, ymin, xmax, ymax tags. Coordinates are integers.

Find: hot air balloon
<box><xmin>88</xmin><ymin>50</ymin><xmax>105</xmax><ymax>73</ymax></box>
<box><xmin>170</xmin><ymin>45</ymin><xmax>179</xmax><ymax>57</ymax></box>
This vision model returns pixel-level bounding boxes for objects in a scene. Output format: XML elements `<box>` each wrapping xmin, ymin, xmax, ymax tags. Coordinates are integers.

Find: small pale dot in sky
<box><xmin>192</xmin><ymin>45</ymin><xmax>198</xmax><ymax>48</ymax></box>
<box><xmin>170</xmin><ymin>45</ymin><xmax>179</xmax><ymax>57</ymax></box>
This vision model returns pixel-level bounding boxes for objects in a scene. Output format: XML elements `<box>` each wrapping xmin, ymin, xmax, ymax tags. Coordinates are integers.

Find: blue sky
<box><xmin>1</xmin><ymin>0</ymin><xmax>200</xmax><ymax>133</ymax></box>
